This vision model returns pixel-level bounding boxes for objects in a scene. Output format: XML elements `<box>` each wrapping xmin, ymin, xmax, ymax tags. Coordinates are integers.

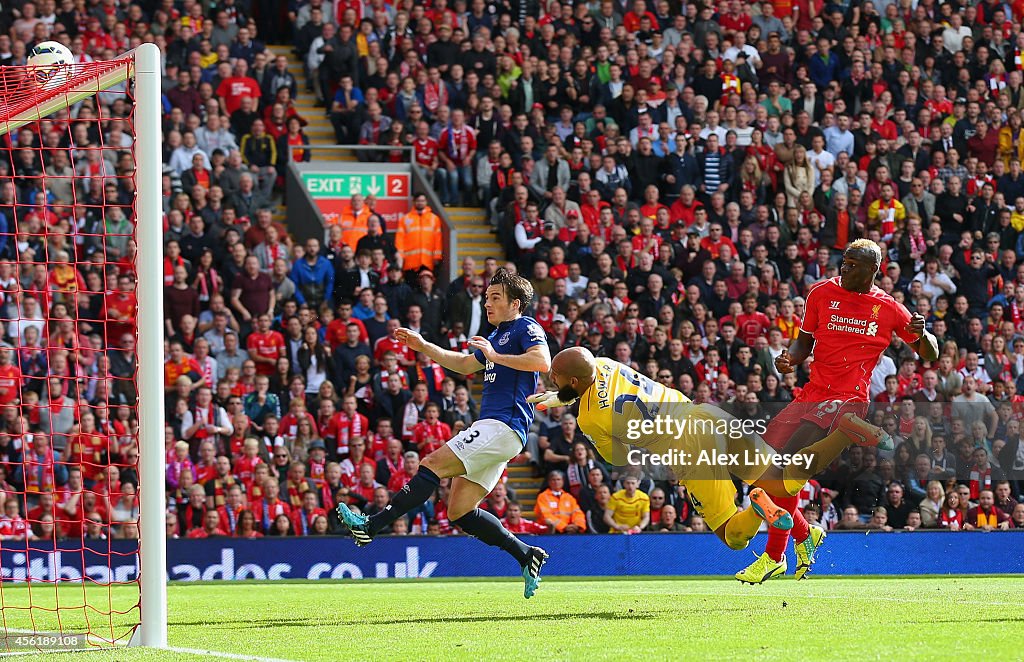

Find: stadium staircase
<box><xmin>276</xmin><ymin>47</ymin><xmax>544</xmax><ymax>515</ymax></box>
<box><xmin>283</xmin><ymin>48</ymin><xmax>355</xmax><ymax>163</ymax></box>
<box><xmin>451</xmin><ymin>212</ymin><xmax>539</xmax><ymax>511</ymax></box>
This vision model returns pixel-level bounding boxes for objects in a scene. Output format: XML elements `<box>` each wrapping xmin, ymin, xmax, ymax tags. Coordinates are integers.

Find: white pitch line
<box><xmin>165</xmin><ymin>647</ymin><xmax>300</xmax><ymax>662</ymax></box>
<box><xmin>0</xmin><ymin>629</ymin><xmax>299</xmax><ymax>661</ymax></box>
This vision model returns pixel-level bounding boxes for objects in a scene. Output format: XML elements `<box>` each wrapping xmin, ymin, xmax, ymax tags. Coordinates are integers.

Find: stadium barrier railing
<box><xmin>284</xmin><ymin>144</ymin><xmax>457</xmax><ymax>282</ymax></box>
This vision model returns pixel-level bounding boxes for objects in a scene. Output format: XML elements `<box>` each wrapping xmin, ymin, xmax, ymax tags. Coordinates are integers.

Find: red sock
<box><xmin>790</xmin><ymin>505</ymin><xmax>810</xmax><ymax>545</ymax></box>
<box><xmin>764</xmin><ymin>494</ymin><xmax>799</xmax><ymax>562</ymax></box>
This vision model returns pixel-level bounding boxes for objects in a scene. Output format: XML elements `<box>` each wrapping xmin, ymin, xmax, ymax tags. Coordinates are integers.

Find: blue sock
<box><xmin>452</xmin><ymin>508</ymin><xmax>531</xmax><ymax>566</ymax></box>
<box><xmin>367</xmin><ymin>467</ymin><xmax>441</xmax><ymax>535</ymax></box>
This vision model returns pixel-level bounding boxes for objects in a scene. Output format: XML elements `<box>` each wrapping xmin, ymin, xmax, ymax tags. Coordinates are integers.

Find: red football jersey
<box><xmin>802</xmin><ymin>278</ymin><xmax>916</xmax><ymax>400</ymax></box>
<box><xmin>0</xmin><ymin>364</ymin><xmax>21</xmax><ymax>404</ymax></box>
<box><xmin>374</xmin><ymin>336</ymin><xmax>414</xmax><ymax>365</ymax></box>
<box><xmin>247</xmin><ymin>331</ymin><xmax>285</xmax><ymax>375</ymax></box>
<box><xmin>414</xmin><ymin>137</ymin><xmax>439</xmax><ymax>167</ymax></box>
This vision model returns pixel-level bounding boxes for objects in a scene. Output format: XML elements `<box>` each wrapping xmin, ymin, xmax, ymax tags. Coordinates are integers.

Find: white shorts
<box><xmin>446</xmin><ymin>419</ymin><xmax>523</xmax><ymax>492</ymax></box>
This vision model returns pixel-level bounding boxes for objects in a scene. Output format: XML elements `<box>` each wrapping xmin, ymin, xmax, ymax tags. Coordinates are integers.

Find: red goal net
<box><xmin>0</xmin><ymin>55</ymin><xmax>145</xmax><ymax>651</ymax></box>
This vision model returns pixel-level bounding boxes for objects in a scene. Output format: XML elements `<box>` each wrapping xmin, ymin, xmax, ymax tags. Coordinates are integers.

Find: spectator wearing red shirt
<box><xmin>216</xmin><ymin>60</ymin><xmax>262</xmax><ymax>116</ymax></box>
<box><xmin>340</xmin><ymin>436</ymin><xmax>376</xmax><ymax>485</ymax></box>
<box><xmin>0</xmin><ymin>498</ymin><xmax>31</xmax><ymax>540</ymax></box>
<box><xmin>437</xmin><ymin>108</ymin><xmax>477</xmax><ymax>206</ymax></box>
<box><xmin>349</xmin><ymin>463</ymin><xmax>381</xmax><ymax>503</ymax></box>
<box><xmin>0</xmin><ymin>349</ymin><xmax>21</xmax><ymax>406</ymax></box>
<box><xmin>965</xmin><ymin>490</ymin><xmax>1011</xmax><ymax>531</ymax></box>
<box><xmin>622</xmin><ymin>0</ymin><xmax>660</xmax><ymax>32</ymax></box>
<box><xmin>164</xmin><ymin>344</ymin><xmax>203</xmax><ymax>395</ymax></box>
<box><xmin>246</xmin><ymin>313</ymin><xmax>286</xmax><ymax>376</ymax></box>
<box><xmin>412</xmin><ymin>121</ymin><xmax>439</xmax><ymax>174</ymax></box>
<box><xmin>695</xmin><ymin>347</ymin><xmax>729</xmax><ymax>385</ymax></box>
<box><xmin>217</xmin><ymin>484</ymin><xmax>247</xmax><ymax>536</ymax></box>
<box><xmin>870</xmin><ymin>105</ymin><xmax>898</xmax><ymax>141</ymax></box>
<box><xmin>251</xmin><ymin>478</ymin><xmax>291</xmax><ymax>533</ymax></box>
<box><xmin>67</xmin><ymin>410</ymin><xmax>106</xmax><ymax>483</ymax></box>
<box><xmin>719</xmin><ymin>0</ymin><xmax>753</xmax><ymax>32</ymax></box>
<box><xmin>233</xmin><ymin>438</ymin><xmax>265</xmax><ymax>491</ymax></box>
<box><xmin>502</xmin><ymin>501</ymin><xmax>549</xmax><ymax>534</ymax></box>
<box><xmin>700</xmin><ymin>223</ymin><xmax>737</xmax><ymax>259</ymax></box>
<box><xmin>412</xmin><ymin>402</ymin><xmax>451</xmax><ymax>457</ymax></box>
<box><xmin>106</xmin><ymin>273</ymin><xmax>138</xmax><ymax>341</ymax></box>
<box><xmin>326</xmin><ymin>395</ymin><xmax>369</xmax><ymax>457</ymax></box>
<box><xmin>290</xmin><ymin>490</ymin><xmax>328</xmax><ymax>535</ymax></box>
<box><xmin>387</xmin><ymin>451</ymin><xmax>423</xmax><ymax>493</ymax></box>
<box><xmin>188</xmin><ymin>509</ymin><xmax>230</xmax><ymax>538</ymax></box>
<box><xmin>733</xmin><ymin>294</ymin><xmax>772</xmax><ymax>346</ymax></box>
<box><xmin>374</xmin><ymin>319</ymin><xmax>416</xmax><ymax>366</ymax></box>
<box><xmin>896</xmin><ymin>357</ymin><xmax>923</xmax><ymax>397</ymax></box>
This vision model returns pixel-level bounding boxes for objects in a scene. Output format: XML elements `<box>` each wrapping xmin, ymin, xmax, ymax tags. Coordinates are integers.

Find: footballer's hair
<box><xmin>846</xmin><ymin>238</ymin><xmax>883</xmax><ymax>268</ymax></box>
<box><xmin>489</xmin><ymin>267</ymin><xmax>534</xmax><ymax>313</ymax></box>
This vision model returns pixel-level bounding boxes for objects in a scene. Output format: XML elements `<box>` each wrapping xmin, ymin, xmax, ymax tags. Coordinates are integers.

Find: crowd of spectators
<box><xmin>0</xmin><ymin>0</ymin><xmax>1022</xmax><ymax>545</ymax></box>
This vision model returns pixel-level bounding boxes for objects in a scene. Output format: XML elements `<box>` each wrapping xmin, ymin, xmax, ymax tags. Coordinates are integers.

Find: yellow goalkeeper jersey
<box><xmin>576</xmin><ymin>357</ymin><xmax>690</xmax><ymax>464</ymax></box>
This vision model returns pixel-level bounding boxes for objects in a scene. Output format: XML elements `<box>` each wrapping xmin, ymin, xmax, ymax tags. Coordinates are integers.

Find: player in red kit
<box><xmin>736</xmin><ymin>239</ymin><xmax>939</xmax><ymax>584</ymax></box>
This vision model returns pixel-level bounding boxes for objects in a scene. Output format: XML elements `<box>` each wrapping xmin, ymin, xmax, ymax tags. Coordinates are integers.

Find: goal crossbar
<box><xmin>0</xmin><ymin>56</ymin><xmax>134</xmax><ymax>138</ymax></box>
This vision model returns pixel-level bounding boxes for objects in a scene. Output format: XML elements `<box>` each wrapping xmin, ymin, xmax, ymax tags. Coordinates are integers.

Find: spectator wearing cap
<box><xmin>408</xmin><ymin>270</ymin><xmax>445</xmax><ymax>340</ymax></box>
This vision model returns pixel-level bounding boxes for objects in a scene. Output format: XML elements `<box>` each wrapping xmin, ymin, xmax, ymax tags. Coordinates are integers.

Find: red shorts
<box><xmin>763</xmin><ymin>382</ymin><xmax>868</xmax><ymax>450</ymax></box>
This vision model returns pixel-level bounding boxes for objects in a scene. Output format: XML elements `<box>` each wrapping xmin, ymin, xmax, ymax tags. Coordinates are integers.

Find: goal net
<box><xmin>0</xmin><ymin>44</ymin><xmax>165</xmax><ymax>652</ymax></box>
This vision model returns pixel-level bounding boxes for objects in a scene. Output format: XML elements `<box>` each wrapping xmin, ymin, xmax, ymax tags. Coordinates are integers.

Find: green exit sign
<box><xmin>302</xmin><ymin>172</ymin><xmax>409</xmax><ymax>198</ymax></box>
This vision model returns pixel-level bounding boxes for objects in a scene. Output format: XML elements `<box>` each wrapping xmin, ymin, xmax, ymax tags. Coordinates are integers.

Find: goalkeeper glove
<box><xmin>526</xmin><ymin>390</ymin><xmax>578</xmax><ymax>412</ymax></box>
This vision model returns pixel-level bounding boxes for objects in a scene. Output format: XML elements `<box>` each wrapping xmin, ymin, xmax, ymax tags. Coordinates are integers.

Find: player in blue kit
<box><xmin>336</xmin><ymin>268</ymin><xmax>553</xmax><ymax>598</ymax></box>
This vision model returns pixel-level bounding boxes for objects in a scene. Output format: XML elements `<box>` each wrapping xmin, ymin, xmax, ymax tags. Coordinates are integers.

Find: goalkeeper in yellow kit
<box><xmin>528</xmin><ymin>347</ymin><xmax>892</xmax><ymax>553</ymax></box>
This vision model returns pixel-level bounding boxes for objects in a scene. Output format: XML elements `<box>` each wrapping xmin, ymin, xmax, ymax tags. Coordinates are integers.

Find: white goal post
<box><xmin>0</xmin><ymin>42</ymin><xmax>168</xmax><ymax>649</ymax></box>
<box><xmin>133</xmin><ymin>41</ymin><xmax>169</xmax><ymax>649</ymax></box>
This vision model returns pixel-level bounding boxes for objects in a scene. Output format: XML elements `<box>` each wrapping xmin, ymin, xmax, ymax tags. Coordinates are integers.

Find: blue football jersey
<box><xmin>472</xmin><ymin>315</ymin><xmax>546</xmax><ymax>446</ymax></box>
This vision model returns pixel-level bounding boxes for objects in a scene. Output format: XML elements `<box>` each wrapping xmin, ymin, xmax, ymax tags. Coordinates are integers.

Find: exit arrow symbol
<box><xmin>367</xmin><ymin>178</ymin><xmax>382</xmax><ymax>196</ymax></box>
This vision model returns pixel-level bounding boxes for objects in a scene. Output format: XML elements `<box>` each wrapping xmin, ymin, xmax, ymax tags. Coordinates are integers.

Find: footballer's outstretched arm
<box><xmin>396</xmin><ymin>327</ymin><xmax>484</xmax><ymax>375</ymax></box>
<box><xmin>468</xmin><ymin>338</ymin><xmax>552</xmax><ymax>374</ymax></box>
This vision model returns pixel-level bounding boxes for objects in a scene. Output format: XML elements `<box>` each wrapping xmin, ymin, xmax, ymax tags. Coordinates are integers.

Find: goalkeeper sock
<box><xmin>452</xmin><ymin>508</ymin><xmax>531</xmax><ymax>566</ymax></box>
<box><xmin>763</xmin><ymin>495</ymin><xmax>798</xmax><ymax>562</ymax></box>
<box><xmin>724</xmin><ymin>506</ymin><xmax>763</xmax><ymax>550</ymax></box>
<box><xmin>367</xmin><ymin>467</ymin><xmax>441</xmax><ymax>536</ymax></box>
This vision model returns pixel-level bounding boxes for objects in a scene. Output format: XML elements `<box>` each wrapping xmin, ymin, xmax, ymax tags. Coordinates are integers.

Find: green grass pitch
<box><xmin>6</xmin><ymin>576</ymin><xmax>1022</xmax><ymax>661</ymax></box>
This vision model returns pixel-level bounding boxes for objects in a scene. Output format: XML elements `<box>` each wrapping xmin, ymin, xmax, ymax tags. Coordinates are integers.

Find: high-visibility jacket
<box><xmin>396</xmin><ymin>207</ymin><xmax>443</xmax><ymax>272</ymax></box>
<box><xmin>338</xmin><ymin>206</ymin><xmax>371</xmax><ymax>249</ymax></box>
<box><xmin>534</xmin><ymin>488</ymin><xmax>587</xmax><ymax>532</ymax></box>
